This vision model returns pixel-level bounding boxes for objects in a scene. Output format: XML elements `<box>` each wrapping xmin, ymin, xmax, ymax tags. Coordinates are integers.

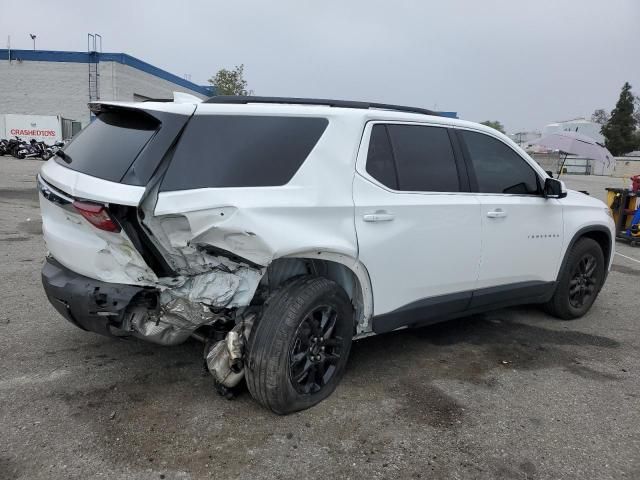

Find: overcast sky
<box><xmin>1</xmin><ymin>0</ymin><xmax>638</xmax><ymax>132</ymax></box>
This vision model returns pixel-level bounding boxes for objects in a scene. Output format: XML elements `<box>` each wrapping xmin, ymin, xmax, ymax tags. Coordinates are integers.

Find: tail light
<box><xmin>72</xmin><ymin>201</ymin><xmax>121</xmax><ymax>232</ymax></box>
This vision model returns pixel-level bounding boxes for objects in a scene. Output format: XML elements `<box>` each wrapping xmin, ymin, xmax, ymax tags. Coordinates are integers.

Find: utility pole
<box><xmin>29</xmin><ymin>34</ymin><xmax>36</xmax><ymax>50</ymax></box>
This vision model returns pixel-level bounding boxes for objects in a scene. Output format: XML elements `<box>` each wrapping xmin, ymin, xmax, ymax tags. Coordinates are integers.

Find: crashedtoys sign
<box><xmin>2</xmin><ymin>114</ymin><xmax>62</xmax><ymax>142</ymax></box>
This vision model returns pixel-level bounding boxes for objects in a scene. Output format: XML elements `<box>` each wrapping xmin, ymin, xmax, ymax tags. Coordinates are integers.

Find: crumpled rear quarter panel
<box><xmin>152</xmin><ymin>113</ymin><xmax>362</xmax><ymax>271</ymax></box>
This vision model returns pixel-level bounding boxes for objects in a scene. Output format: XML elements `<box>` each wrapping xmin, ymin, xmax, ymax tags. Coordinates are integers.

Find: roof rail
<box><xmin>203</xmin><ymin>95</ymin><xmax>440</xmax><ymax>117</ymax></box>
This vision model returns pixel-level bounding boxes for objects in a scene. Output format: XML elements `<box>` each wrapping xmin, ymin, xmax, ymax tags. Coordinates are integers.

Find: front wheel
<box><xmin>544</xmin><ymin>238</ymin><xmax>605</xmax><ymax>319</ymax></box>
<box><xmin>246</xmin><ymin>276</ymin><xmax>354</xmax><ymax>414</ymax></box>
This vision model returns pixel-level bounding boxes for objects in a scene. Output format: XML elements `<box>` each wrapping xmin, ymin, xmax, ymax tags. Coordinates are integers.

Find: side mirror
<box><xmin>544</xmin><ymin>178</ymin><xmax>567</xmax><ymax>199</ymax></box>
<box><xmin>545</xmin><ymin>170</ymin><xmax>554</xmax><ymax>178</ymax></box>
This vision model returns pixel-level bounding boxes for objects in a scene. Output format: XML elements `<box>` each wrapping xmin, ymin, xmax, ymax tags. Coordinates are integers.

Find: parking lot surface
<box><xmin>1</xmin><ymin>158</ymin><xmax>639</xmax><ymax>480</ymax></box>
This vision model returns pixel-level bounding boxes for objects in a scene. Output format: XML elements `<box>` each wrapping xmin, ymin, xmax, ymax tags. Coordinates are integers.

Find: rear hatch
<box><xmin>38</xmin><ymin>102</ymin><xmax>195</xmax><ymax>285</ymax></box>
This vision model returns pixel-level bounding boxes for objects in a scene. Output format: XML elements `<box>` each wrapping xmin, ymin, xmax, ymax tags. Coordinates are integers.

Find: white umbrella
<box><xmin>531</xmin><ymin>131</ymin><xmax>614</xmax><ymax>176</ymax></box>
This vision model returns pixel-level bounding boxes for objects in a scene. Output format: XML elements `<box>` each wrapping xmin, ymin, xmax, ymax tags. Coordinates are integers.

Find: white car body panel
<box><xmin>40</xmin><ymin>158</ymin><xmax>145</xmax><ymax>206</ymax></box>
<box><xmin>353</xmin><ymin>175</ymin><xmax>482</xmax><ymax>315</ymax></box>
<box><xmin>558</xmin><ymin>190</ymin><xmax>616</xmax><ymax>271</ymax></box>
<box><xmin>155</xmin><ymin>187</ymin><xmax>358</xmax><ymax>266</ymax></box>
<box><xmin>474</xmin><ymin>194</ymin><xmax>564</xmax><ymax>288</ymax></box>
<box><xmin>38</xmin><ymin>161</ymin><xmax>156</xmax><ymax>286</ymax></box>
<box><xmin>38</xmin><ymin>188</ymin><xmax>157</xmax><ymax>285</ymax></box>
<box><xmin>352</xmin><ymin>121</ymin><xmax>482</xmax><ymax>315</ymax></box>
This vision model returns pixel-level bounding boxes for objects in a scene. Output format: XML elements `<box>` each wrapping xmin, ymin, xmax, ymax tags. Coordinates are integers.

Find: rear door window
<box><xmin>364</xmin><ymin>123</ymin><xmax>460</xmax><ymax>192</ymax></box>
<box><xmin>58</xmin><ymin>110</ymin><xmax>159</xmax><ymax>182</ymax></box>
<box><xmin>366</xmin><ymin>124</ymin><xmax>398</xmax><ymax>189</ymax></box>
<box><xmin>160</xmin><ymin>115</ymin><xmax>328</xmax><ymax>191</ymax></box>
<box><xmin>388</xmin><ymin>124</ymin><xmax>460</xmax><ymax>192</ymax></box>
<box><xmin>459</xmin><ymin>130</ymin><xmax>540</xmax><ymax>195</ymax></box>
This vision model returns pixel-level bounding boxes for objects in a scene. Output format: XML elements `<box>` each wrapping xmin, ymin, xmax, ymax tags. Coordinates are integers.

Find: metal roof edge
<box><xmin>0</xmin><ymin>49</ymin><xmax>215</xmax><ymax>97</ymax></box>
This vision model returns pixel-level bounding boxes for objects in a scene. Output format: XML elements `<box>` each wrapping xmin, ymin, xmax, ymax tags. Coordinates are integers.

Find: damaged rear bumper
<box><xmin>41</xmin><ymin>257</ymin><xmax>149</xmax><ymax>337</ymax></box>
<box><xmin>42</xmin><ymin>256</ymin><xmax>257</xmax><ymax>389</ymax></box>
<box><xmin>41</xmin><ymin>257</ymin><xmax>243</xmax><ymax>348</ymax></box>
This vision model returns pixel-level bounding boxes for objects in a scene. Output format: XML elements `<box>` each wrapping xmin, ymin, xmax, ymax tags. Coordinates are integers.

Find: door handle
<box><xmin>363</xmin><ymin>211</ymin><xmax>395</xmax><ymax>222</ymax></box>
<box><xmin>487</xmin><ymin>209</ymin><xmax>507</xmax><ymax>218</ymax></box>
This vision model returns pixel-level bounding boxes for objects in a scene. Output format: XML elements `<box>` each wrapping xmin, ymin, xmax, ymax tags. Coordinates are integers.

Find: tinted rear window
<box><xmin>387</xmin><ymin>124</ymin><xmax>460</xmax><ymax>192</ymax></box>
<box><xmin>160</xmin><ymin>115</ymin><xmax>328</xmax><ymax>191</ymax></box>
<box><xmin>366</xmin><ymin>124</ymin><xmax>398</xmax><ymax>189</ymax></box>
<box><xmin>57</xmin><ymin>111</ymin><xmax>158</xmax><ymax>182</ymax></box>
<box><xmin>365</xmin><ymin>124</ymin><xmax>460</xmax><ymax>192</ymax></box>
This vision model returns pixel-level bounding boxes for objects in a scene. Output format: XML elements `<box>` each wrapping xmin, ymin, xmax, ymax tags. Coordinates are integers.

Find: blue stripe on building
<box><xmin>0</xmin><ymin>49</ymin><xmax>214</xmax><ymax>97</ymax></box>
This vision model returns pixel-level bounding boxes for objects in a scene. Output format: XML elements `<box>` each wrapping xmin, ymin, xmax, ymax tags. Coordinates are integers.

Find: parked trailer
<box><xmin>0</xmin><ymin>114</ymin><xmax>81</xmax><ymax>143</ymax></box>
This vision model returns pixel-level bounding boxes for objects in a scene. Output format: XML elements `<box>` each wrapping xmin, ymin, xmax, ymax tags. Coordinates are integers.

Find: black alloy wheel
<box><xmin>544</xmin><ymin>237</ymin><xmax>605</xmax><ymax>320</ymax></box>
<box><xmin>288</xmin><ymin>305</ymin><xmax>344</xmax><ymax>395</ymax></box>
<box><xmin>568</xmin><ymin>253</ymin><xmax>598</xmax><ymax>309</ymax></box>
<box><xmin>246</xmin><ymin>276</ymin><xmax>353</xmax><ymax>414</ymax></box>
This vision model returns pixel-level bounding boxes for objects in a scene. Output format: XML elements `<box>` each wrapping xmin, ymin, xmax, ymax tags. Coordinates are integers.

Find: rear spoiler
<box><xmin>89</xmin><ymin>92</ymin><xmax>202</xmax><ymax>112</ymax></box>
<box><xmin>172</xmin><ymin>92</ymin><xmax>203</xmax><ymax>104</ymax></box>
<box><xmin>141</xmin><ymin>92</ymin><xmax>204</xmax><ymax>104</ymax></box>
<box><xmin>87</xmin><ymin>102</ymin><xmax>163</xmax><ymax>122</ymax></box>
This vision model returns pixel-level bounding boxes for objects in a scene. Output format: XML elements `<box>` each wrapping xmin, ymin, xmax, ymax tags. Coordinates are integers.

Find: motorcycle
<box><xmin>0</xmin><ymin>137</ymin><xmax>65</xmax><ymax>160</ymax></box>
<box><xmin>6</xmin><ymin>137</ymin><xmax>25</xmax><ymax>158</ymax></box>
<box><xmin>16</xmin><ymin>139</ymin><xmax>46</xmax><ymax>159</ymax></box>
<box><xmin>42</xmin><ymin>141</ymin><xmax>65</xmax><ymax>160</ymax></box>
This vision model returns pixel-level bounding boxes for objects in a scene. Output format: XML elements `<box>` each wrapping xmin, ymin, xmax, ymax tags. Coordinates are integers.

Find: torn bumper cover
<box><xmin>42</xmin><ymin>257</ymin><xmax>259</xmax><ymax>391</ymax></box>
<box><xmin>41</xmin><ymin>257</ymin><xmax>148</xmax><ymax>337</ymax></box>
<box><xmin>42</xmin><ymin>256</ymin><xmax>262</xmax><ymax>345</ymax></box>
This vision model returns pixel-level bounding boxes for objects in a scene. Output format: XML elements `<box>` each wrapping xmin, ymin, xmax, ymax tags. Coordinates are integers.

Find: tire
<box><xmin>544</xmin><ymin>238</ymin><xmax>605</xmax><ymax>320</ymax></box>
<box><xmin>245</xmin><ymin>276</ymin><xmax>354</xmax><ymax>414</ymax></box>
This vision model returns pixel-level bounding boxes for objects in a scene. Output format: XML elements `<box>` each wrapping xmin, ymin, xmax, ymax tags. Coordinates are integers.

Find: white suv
<box><xmin>39</xmin><ymin>96</ymin><xmax>615</xmax><ymax>414</ymax></box>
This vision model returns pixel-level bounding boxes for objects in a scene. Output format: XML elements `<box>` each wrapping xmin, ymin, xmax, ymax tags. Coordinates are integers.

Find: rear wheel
<box><xmin>545</xmin><ymin>238</ymin><xmax>605</xmax><ymax>319</ymax></box>
<box><xmin>245</xmin><ymin>276</ymin><xmax>353</xmax><ymax>414</ymax></box>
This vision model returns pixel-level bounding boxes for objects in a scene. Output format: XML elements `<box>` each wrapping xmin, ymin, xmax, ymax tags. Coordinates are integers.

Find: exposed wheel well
<box><xmin>557</xmin><ymin>227</ymin><xmax>612</xmax><ymax>284</ymax></box>
<box><xmin>259</xmin><ymin>257</ymin><xmax>369</xmax><ymax>334</ymax></box>
<box><xmin>579</xmin><ymin>230</ymin><xmax>611</xmax><ymax>267</ymax></box>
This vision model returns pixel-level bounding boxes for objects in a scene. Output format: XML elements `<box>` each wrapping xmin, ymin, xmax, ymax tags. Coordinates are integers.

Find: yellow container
<box><xmin>607</xmin><ymin>189</ymin><xmax>639</xmax><ymax>232</ymax></box>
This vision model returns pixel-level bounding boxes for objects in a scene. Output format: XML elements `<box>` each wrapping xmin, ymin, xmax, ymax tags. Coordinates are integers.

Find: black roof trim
<box><xmin>203</xmin><ymin>96</ymin><xmax>440</xmax><ymax>117</ymax></box>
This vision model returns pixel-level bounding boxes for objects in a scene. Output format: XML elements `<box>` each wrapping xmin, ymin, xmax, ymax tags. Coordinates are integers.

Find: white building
<box><xmin>510</xmin><ymin>131</ymin><xmax>541</xmax><ymax>147</ymax></box>
<box><xmin>542</xmin><ymin>118</ymin><xmax>605</xmax><ymax>144</ymax></box>
<box><xmin>0</xmin><ymin>49</ymin><xmax>214</xmax><ymax>130</ymax></box>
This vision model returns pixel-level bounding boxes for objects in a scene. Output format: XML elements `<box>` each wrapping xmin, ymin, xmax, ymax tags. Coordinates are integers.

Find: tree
<box><xmin>591</xmin><ymin>108</ymin><xmax>609</xmax><ymax>125</ymax></box>
<box><xmin>208</xmin><ymin>64</ymin><xmax>253</xmax><ymax>96</ymax></box>
<box><xmin>633</xmin><ymin>131</ymin><xmax>640</xmax><ymax>152</ymax></box>
<box><xmin>480</xmin><ymin>120</ymin><xmax>506</xmax><ymax>134</ymax></box>
<box><xmin>601</xmin><ymin>82</ymin><xmax>638</xmax><ymax>156</ymax></box>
